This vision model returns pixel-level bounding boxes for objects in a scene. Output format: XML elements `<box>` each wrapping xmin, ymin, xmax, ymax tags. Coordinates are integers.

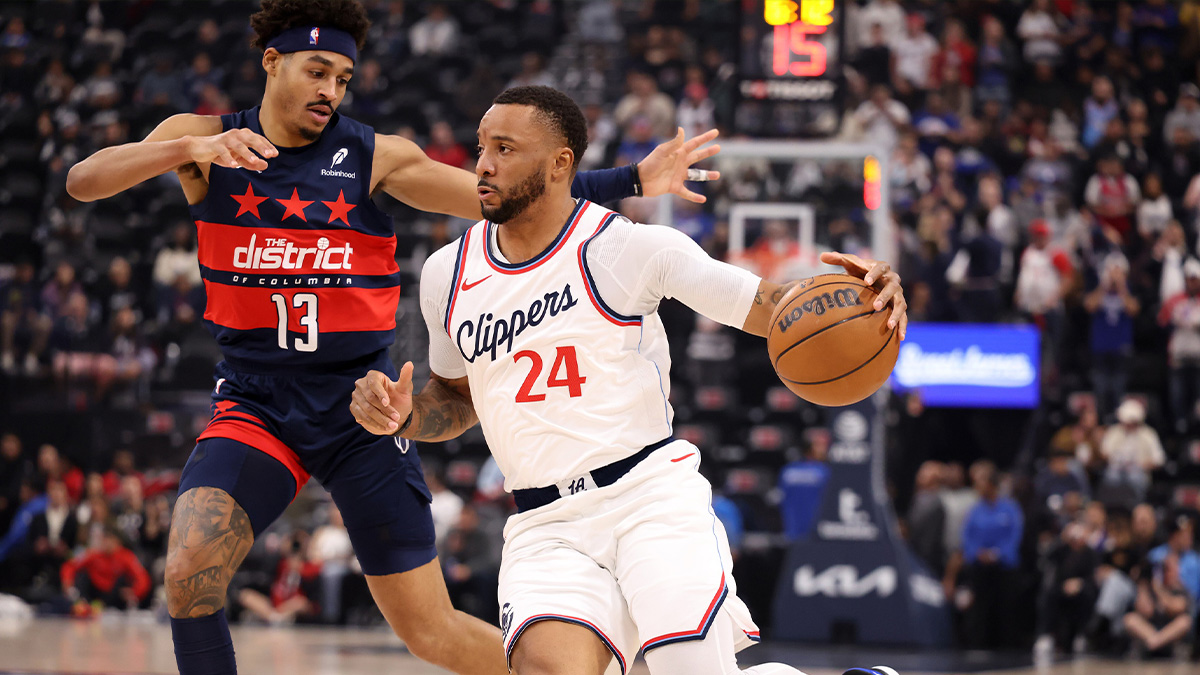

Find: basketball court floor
<box><xmin>0</xmin><ymin>616</ymin><xmax>1194</xmax><ymax>675</ymax></box>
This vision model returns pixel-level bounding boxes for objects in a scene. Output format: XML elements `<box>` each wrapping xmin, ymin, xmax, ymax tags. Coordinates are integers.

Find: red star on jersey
<box><xmin>276</xmin><ymin>188</ymin><xmax>314</xmax><ymax>222</ymax></box>
<box><xmin>230</xmin><ymin>183</ymin><xmax>268</xmax><ymax>219</ymax></box>
<box><xmin>322</xmin><ymin>190</ymin><xmax>357</xmax><ymax>226</ymax></box>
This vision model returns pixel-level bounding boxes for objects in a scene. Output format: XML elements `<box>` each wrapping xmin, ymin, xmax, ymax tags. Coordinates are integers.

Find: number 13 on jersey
<box><xmin>271</xmin><ymin>292</ymin><xmax>318</xmax><ymax>352</ymax></box>
<box><xmin>514</xmin><ymin>346</ymin><xmax>586</xmax><ymax>403</ymax></box>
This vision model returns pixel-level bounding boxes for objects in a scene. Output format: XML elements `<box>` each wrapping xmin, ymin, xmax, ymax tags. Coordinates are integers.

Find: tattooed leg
<box><xmin>165</xmin><ymin>487</ymin><xmax>254</xmax><ymax>618</ymax></box>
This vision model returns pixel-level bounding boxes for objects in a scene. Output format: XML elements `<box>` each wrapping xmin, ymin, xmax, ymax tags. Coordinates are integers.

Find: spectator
<box><xmin>1033</xmin><ymin>449</ymin><xmax>1090</xmax><ymax>515</ymax></box>
<box><xmin>237</xmin><ymin>535</ymin><xmax>320</xmax><ymax>625</ymax></box>
<box><xmin>409</xmin><ymin>3</ymin><xmax>460</xmax><ymax>57</ymax></box>
<box><xmin>426</xmin><ymin>470</ymin><xmax>462</xmax><ymax>547</ymax></box>
<box><xmin>440</xmin><ymin>504</ymin><xmax>501</xmax><ymax>622</ymax></box>
<box><xmin>1084</xmin><ymin>258</ymin><xmax>1140</xmax><ymax>418</ymax></box>
<box><xmin>975</xmin><ymin>16</ymin><xmax>1017</xmax><ymax>105</ymax></box>
<box><xmin>853</xmin><ymin>84</ymin><xmax>911</xmax><ymax>150</ymax></box>
<box><xmin>1082</xmin><ymin>77</ymin><xmax>1120</xmax><ymax>149</ymax></box>
<box><xmin>614</xmin><ymin>116</ymin><xmax>660</xmax><ymax>169</ymax></box>
<box><xmin>1125</xmin><ymin>551</ymin><xmax>1196</xmax><ymax>657</ymax></box>
<box><xmin>505</xmin><ymin>52</ymin><xmax>554</xmax><ymax>90</ymax></box>
<box><xmin>854</xmin><ymin>0</ymin><xmax>905</xmax><ymax>49</ymax></box>
<box><xmin>1147</xmin><ymin>515</ymin><xmax>1200</xmax><ymax>602</ymax></box>
<box><xmin>134</xmin><ymin>54</ymin><xmax>185</xmax><ymax>111</ymax></box>
<box><xmin>62</xmin><ymin>526</ymin><xmax>152</xmax><ymax>612</ymax></box>
<box><xmin>930</xmin><ymin>19</ymin><xmax>976</xmax><ymax>89</ymax></box>
<box><xmin>913</xmin><ymin>91</ymin><xmax>962</xmax><ymax>157</ymax></box>
<box><xmin>424</xmin><ymin>121</ymin><xmax>469</xmax><ymax>170</ymax></box>
<box><xmin>1015</xmin><ymin>220</ymin><xmax>1074</xmax><ymax>362</ymax></box>
<box><xmin>960</xmin><ymin>460</ymin><xmax>1024</xmax><ymax>649</ymax></box>
<box><xmin>308</xmin><ymin>504</ymin><xmax>355</xmax><ymax>624</ymax></box>
<box><xmin>0</xmin><ymin>478</ymin><xmax>46</xmax><ymax>575</ymax></box>
<box><xmin>1017</xmin><ymin>0</ymin><xmax>1063</xmax><ymax>63</ymax></box>
<box><xmin>1085</xmin><ymin>153</ymin><xmax>1141</xmax><ymax>244</ymax></box>
<box><xmin>152</xmin><ymin>223</ymin><xmax>202</xmax><ymax>288</ymax></box>
<box><xmin>1098</xmin><ymin>399</ymin><xmax>1165</xmax><ymax>504</ymax></box>
<box><xmin>1164</xmin><ymin>83</ymin><xmax>1200</xmax><ymax>145</ymax></box>
<box><xmin>40</xmin><ymin>261</ymin><xmax>83</xmax><ymax>322</ymax></box>
<box><xmin>613</xmin><ymin>71</ymin><xmax>676</xmax><ymax>140</ymax></box>
<box><xmin>35</xmin><ymin>444</ymin><xmax>83</xmax><ymax>504</ymax></box>
<box><xmin>27</xmin><ymin>478</ymin><xmax>78</xmax><ymax>593</ymax></box>
<box><xmin>1</xmin><ymin>260</ymin><xmax>52</xmax><ymax>376</ymax></box>
<box><xmin>1091</xmin><ymin>504</ymin><xmax>1158</xmax><ymax>649</ymax></box>
<box><xmin>1159</xmin><ymin>259</ymin><xmax>1200</xmax><ymax>434</ymax></box>
<box><xmin>1137</xmin><ymin>173</ymin><xmax>1174</xmax><ymax>241</ymax></box>
<box><xmin>854</xmin><ymin>22</ymin><xmax>892</xmax><ymax>87</ymax></box>
<box><xmin>1036</xmin><ymin>522</ymin><xmax>1100</xmax><ymax>656</ymax></box>
<box><xmin>891</xmin><ymin>13</ymin><xmax>938</xmax><ymax>92</ymax></box>
<box><xmin>778</xmin><ymin>437</ymin><xmax>832</xmax><ymax>541</ymax></box>
<box><xmin>907</xmin><ymin>461</ymin><xmax>946</xmax><ymax>575</ymax></box>
<box><xmin>0</xmin><ymin>433</ymin><xmax>30</xmax><ymax>536</ymax></box>
<box><xmin>676</xmin><ymin>83</ymin><xmax>715</xmax><ymax>141</ymax></box>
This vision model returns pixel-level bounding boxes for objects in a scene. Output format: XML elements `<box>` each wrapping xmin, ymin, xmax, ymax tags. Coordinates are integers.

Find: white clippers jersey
<box><xmin>421</xmin><ymin>199</ymin><xmax>759</xmax><ymax>490</ymax></box>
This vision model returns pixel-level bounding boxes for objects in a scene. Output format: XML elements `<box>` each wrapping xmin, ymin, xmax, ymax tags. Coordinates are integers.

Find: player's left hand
<box><xmin>821</xmin><ymin>251</ymin><xmax>907</xmax><ymax>340</ymax></box>
<box><xmin>637</xmin><ymin>127</ymin><xmax>721</xmax><ymax>204</ymax></box>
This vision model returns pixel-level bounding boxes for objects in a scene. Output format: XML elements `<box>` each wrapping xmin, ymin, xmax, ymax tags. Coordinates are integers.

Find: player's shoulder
<box><xmin>422</xmin><ymin>237</ymin><xmax>465</xmax><ymax>280</ymax></box>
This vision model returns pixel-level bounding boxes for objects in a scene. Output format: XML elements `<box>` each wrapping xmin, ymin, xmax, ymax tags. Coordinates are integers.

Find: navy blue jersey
<box><xmin>189</xmin><ymin>107</ymin><xmax>398</xmax><ymax>370</ymax></box>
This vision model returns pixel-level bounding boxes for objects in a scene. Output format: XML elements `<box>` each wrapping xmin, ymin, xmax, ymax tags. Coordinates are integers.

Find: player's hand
<box><xmin>821</xmin><ymin>251</ymin><xmax>908</xmax><ymax>340</ymax></box>
<box><xmin>637</xmin><ymin>127</ymin><xmax>721</xmax><ymax>204</ymax></box>
<box><xmin>185</xmin><ymin>128</ymin><xmax>278</xmax><ymax>171</ymax></box>
<box><xmin>351</xmin><ymin>364</ymin><xmax>414</xmax><ymax>436</ymax></box>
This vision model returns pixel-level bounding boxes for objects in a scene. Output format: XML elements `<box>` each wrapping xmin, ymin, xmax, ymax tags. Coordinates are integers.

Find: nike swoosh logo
<box><xmin>461</xmin><ymin>275</ymin><xmax>492</xmax><ymax>291</ymax></box>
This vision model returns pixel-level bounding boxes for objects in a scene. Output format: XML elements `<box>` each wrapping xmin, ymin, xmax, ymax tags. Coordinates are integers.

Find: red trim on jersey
<box><xmin>640</xmin><ymin>572</ymin><xmax>727</xmax><ymax>652</ymax></box>
<box><xmin>483</xmin><ymin>201</ymin><xmax>590</xmax><ymax>275</ymax></box>
<box><xmin>202</xmin><ymin>282</ymin><xmax>399</xmax><ymax>332</ymax></box>
<box><xmin>445</xmin><ymin>228</ymin><xmax>472</xmax><ymax>332</ymax></box>
<box><xmin>577</xmin><ymin>213</ymin><xmax>641</xmax><ymax>327</ymax></box>
<box><xmin>196</xmin><ymin>221</ymin><xmax>398</xmax><ymax>276</ymax></box>
<box><xmin>198</xmin><ymin>418</ymin><xmax>311</xmax><ymax>493</ymax></box>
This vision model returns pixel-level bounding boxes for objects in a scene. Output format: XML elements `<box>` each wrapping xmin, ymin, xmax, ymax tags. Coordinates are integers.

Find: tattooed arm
<box><xmin>351</xmin><ymin>363</ymin><xmax>478</xmax><ymax>442</ymax></box>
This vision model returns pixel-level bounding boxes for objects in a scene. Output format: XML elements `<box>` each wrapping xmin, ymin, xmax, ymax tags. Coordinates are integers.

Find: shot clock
<box><xmin>737</xmin><ymin>0</ymin><xmax>846</xmax><ymax>138</ymax></box>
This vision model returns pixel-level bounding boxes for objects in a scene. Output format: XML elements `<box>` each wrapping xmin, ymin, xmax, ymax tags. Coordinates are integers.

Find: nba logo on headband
<box><xmin>309</xmin><ymin>27</ymin><xmax>319</xmax><ymax>45</ymax></box>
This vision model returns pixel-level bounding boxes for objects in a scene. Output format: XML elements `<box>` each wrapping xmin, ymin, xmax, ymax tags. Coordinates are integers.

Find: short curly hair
<box><xmin>249</xmin><ymin>0</ymin><xmax>370</xmax><ymax>52</ymax></box>
<box><xmin>493</xmin><ymin>86</ymin><xmax>589</xmax><ymax>172</ymax></box>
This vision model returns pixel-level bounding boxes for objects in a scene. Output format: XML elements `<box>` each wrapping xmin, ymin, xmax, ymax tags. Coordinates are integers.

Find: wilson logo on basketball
<box><xmin>776</xmin><ymin>288</ymin><xmax>862</xmax><ymax>333</ymax></box>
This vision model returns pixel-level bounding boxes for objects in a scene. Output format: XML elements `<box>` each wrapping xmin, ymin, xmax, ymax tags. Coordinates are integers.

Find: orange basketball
<box><xmin>767</xmin><ymin>274</ymin><xmax>900</xmax><ymax>406</ymax></box>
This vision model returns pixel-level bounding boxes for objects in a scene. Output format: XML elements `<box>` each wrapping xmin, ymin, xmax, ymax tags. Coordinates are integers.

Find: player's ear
<box><xmin>552</xmin><ymin>147</ymin><xmax>574</xmax><ymax>182</ymax></box>
<box><xmin>262</xmin><ymin>48</ymin><xmax>282</xmax><ymax>77</ymax></box>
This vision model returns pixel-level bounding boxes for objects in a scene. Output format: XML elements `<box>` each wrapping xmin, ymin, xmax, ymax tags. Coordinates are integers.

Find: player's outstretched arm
<box><xmin>351</xmin><ymin>363</ymin><xmax>478</xmax><ymax>443</ymax></box>
<box><xmin>741</xmin><ymin>252</ymin><xmax>908</xmax><ymax>339</ymax></box>
<box><xmin>371</xmin><ymin>128</ymin><xmax>721</xmax><ymax>220</ymax></box>
<box><xmin>65</xmin><ymin>114</ymin><xmax>277</xmax><ymax>203</ymax></box>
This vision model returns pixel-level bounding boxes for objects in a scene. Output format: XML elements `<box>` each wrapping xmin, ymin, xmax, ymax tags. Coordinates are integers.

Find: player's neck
<box><xmin>494</xmin><ymin>196</ymin><xmax>577</xmax><ymax>265</ymax></box>
<box><xmin>258</xmin><ymin>100</ymin><xmax>317</xmax><ymax>148</ymax></box>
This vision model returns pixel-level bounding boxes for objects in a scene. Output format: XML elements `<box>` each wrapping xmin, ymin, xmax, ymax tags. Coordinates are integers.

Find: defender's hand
<box><xmin>351</xmin><ymin>364</ymin><xmax>414</xmax><ymax>436</ymax></box>
<box><xmin>186</xmin><ymin>128</ymin><xmax>277</xmax><ymax>171</ymax></box>
<box><xmin>821</xmin><ymin>251</ymin><xmax>907</xmax><ymax>340</ymax></box>
<box><xmin>638</xmin><ymin>128</ymin><xmax>721</xmax><ymax>203</ymax></box>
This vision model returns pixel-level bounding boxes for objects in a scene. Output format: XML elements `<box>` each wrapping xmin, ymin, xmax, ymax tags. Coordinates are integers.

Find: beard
<box><xmin>480</xmin><ymin>170</ymin><xmax>546</xmax><ymax>224</ymax></box>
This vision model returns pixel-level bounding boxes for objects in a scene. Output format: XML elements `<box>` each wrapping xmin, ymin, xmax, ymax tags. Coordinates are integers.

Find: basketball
<box><xmin>767</xmin><ymin>274</ymin><xmax>900</xmax><ymax>407</ymax></box>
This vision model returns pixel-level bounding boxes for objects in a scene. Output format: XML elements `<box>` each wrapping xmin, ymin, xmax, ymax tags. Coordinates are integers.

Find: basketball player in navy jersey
<box><xmin>65</xmin><ymin>2</ymin><xmax>720</xmax><ymax>674</ymax></box>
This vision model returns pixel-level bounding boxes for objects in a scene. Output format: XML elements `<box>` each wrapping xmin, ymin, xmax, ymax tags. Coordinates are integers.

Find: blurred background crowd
<box><xmin>4</xmin><ymin>0</ymin><xmax>1200</xmax><ymax>661</ymax></box>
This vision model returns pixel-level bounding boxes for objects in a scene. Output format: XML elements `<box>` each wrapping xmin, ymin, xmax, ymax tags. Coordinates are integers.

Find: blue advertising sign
<box><xmin>889</xmin><ymin>323</ymin><xmax>1040</xmax><ymax>408</ymax></box>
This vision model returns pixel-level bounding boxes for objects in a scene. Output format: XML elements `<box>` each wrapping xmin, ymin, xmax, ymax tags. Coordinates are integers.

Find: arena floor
<box><xmin>0</xmin><ymin>617</ymin><xmax>1196</xmax><ymax>675</ymax></box>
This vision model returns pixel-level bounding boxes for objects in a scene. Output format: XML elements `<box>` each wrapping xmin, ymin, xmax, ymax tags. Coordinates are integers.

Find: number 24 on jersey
<box><xmin>514</xmin><ymin>346</ymin><xmax>586</xmax><ymax>403</ymax></box>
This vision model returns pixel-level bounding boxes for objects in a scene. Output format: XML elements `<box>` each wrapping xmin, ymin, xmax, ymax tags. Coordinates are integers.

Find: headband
<box><xmin>266</xmin><ymin>26</ymin><xmax>357</xmax><ymax>63</ymax></box>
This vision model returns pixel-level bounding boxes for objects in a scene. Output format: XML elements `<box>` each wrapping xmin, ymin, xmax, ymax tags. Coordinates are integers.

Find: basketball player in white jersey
<box><xmin>350</xmin><ymin>86</ymin><xmax>907</xmax><ymax>675</ymax></box>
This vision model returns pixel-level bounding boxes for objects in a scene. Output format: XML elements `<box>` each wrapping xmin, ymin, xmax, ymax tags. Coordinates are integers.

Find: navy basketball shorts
<box><xmin>178</xmin><ymin>353</ymin><xmax>436</xmax><ymax>576</ymax></box>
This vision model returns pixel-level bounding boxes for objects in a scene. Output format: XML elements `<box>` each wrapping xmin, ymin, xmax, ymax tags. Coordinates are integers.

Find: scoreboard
<box><xmin>737</xmin><ymin>0</ymin><xmax>846</xmax><ymax>138</ymax></box>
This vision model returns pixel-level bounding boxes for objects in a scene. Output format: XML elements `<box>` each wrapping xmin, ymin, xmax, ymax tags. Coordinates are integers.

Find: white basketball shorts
<box><xmin>497</xmin><ymin>440</ymin><xmax>759</xmax><ymax>674</ymax></box>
